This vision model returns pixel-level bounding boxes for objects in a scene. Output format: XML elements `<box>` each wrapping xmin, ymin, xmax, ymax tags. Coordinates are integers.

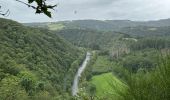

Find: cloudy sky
<box><xmin>1</xmin><ymin>0</ymin><xmax>170</xmax><ymax>22</ymax></box>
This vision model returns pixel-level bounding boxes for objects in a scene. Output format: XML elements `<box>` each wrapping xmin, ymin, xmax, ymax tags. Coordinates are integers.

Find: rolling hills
<box><xmin>24</xmin><ymin>18</ymin><xmax>170</xmax><ymax>37</ymax></box>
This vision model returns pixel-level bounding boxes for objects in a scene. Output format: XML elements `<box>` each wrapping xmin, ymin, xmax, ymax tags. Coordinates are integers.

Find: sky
<box><xmin>0</xmin><ymin>0</ymin><xmax>170</xmax><ymax>22</ymax></box>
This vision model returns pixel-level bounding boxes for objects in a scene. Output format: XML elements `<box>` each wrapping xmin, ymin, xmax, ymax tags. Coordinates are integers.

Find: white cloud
<box><xmin>0</xmin><ymin>0</ymin><xmax>170</xmax><ymax>22</ymax></box>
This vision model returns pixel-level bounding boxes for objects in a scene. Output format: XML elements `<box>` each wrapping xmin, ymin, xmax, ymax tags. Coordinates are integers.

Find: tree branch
<box><xmin>15</xmin><ymin>0</ymin><xmax>36</xmax><ymax>9</ymax></box>
<box><xmin>0</xmin><ymin>6</ymin><xmax>10</xmax><ymax>17</ymax></box>
<box><xmin>0</xmin><ymin>0</ymin><xmax>57</xmax><ymax>18</ymax></box>
<box><xmin>15</xmin><ymin>0</ymin><xmax>57</xmax><ymax>17</ymax></box>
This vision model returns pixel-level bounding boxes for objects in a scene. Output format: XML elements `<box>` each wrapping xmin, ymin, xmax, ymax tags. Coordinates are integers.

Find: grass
<box><xmin>92</xmin><ymin>56</ymin><xmax>115</xmax><ymax>74</ymax></box>
<box><xmin>90</xmin><ymin>73</ymin><xmax>127</xmax><ymax>99</ymax></box>
<box><xmin>47</xmin><ymin>23</ymin><xmax>65</xmax><ymax>31</ymax></box>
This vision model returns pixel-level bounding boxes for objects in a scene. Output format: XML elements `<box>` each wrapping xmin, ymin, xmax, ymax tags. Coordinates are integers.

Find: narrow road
<box><xmin>72</xmin><ymin>52</ymin><xmax>91</xmax><ymax>96</ymax></box>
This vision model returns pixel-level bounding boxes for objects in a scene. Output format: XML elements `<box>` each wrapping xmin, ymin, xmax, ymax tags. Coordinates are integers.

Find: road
<box><xmin>72</xmin><ymin>52</ymin><xmax>91</xmax><ymax>96</ymax></box>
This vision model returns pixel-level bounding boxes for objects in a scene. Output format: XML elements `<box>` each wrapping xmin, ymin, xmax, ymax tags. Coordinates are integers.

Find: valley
<box><xmin>0</xmin><ymin>18</ymin><xmax>170</xmax><ymax>100</ymax></box>
<box><xmin>49</xmin><ymin>19</ymin><xmax>170</xmax><ymax>100</ymax></box>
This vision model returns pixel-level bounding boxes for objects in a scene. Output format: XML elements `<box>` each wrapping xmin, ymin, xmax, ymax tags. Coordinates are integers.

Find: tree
<box><xmin>0</xmin><ymin>76</ymin><xmax>28</xmax><ymax>100</ymax></box>
<box><xmin>18</xmin><ymin>71</ymin><xmax>37</xmax><ymax>95</ymax></box>
<box><xmin>0</xmin><ymin>0</ymin><xmax>57</xmax><ymax>17</ymax></box>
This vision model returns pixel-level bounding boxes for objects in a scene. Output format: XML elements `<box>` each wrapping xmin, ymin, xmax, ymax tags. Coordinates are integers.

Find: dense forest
<box><xmin>24</xmin><ymin>19</ymin><xmax>170</xmax><ymax>36</ymax></box>
<box><xmin>55</xmin><ymin>28</ymin><xmax>124</xmax><ymax>50</ymax></box>
<box><xmin>0</xmin><ymin>18</ymin><xmax>86</xmax><ymax>99</ymax></box>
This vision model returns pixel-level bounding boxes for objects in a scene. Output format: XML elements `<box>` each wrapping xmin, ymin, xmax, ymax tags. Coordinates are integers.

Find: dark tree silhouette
<box><xmin>0</xmin><ymin>0</ymin><xmax>57</xmax><ymax>17</ymax></box>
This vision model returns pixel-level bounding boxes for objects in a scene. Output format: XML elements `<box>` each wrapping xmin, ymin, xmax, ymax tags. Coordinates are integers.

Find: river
<box><xmin>72</xmin><ymin>52</ymin><xmax>91</xmax><ymax>96</ymax></box>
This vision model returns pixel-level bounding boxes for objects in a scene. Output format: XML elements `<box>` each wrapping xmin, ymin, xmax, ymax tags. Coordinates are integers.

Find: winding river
<box><xmin>72</xmin><ymin>52</ymin><xmax>91</xmax><ymax>96</ymax></box>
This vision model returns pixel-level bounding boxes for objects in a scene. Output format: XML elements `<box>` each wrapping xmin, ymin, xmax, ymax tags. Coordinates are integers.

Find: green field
<box><xmin>90</xmin><ymin>73</ymin><xmax>127</xmax><ymax>99</ymax></box>
<box><xmin>47</xmin><ymin>23</ymin><xmax>65</xmax><ymax>30</ymax></box>
<box><xmin>92</xmin><ymin>56</ymin><xmax>115</xmax><ymax>74</ymax></box>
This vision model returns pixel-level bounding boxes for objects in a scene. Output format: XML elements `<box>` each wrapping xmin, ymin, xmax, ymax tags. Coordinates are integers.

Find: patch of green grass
<box><xmin>92</xmin><ymin>56</ymin><xmax>115</xmax><ymax>74</ymax></box>
<box><xmin>47</xmin><ymin>23</ymin><xmax>65</xmax><ymax>30</ymax></box>
<box><xmin>90</xmin><ymin>73</ymin><xmax>127</xmax><ymax>99</ymax></box>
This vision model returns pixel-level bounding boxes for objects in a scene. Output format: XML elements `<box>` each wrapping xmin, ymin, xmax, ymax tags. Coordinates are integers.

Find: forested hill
<box><xmin>55</xmin><ymin>28</ymin><xmax>125</xmax><ymax>50</ymax></box>
<box><xmin>0</xmin><ymin>18</ymin><xmax>85</xmax><ymax>99</ymax></box>
<box><xmin>24</xmin><ymin>18</ymin><xmax>170</xmax><ymax>30</ymax></box>
<box><xmin>24</xmin><ymin>19</ymin><xmax>170</xmax><ymax>37</ymax></box>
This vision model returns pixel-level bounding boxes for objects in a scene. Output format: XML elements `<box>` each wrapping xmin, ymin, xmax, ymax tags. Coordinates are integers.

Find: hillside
<box><xmin>24</xmin><ymin>19</ymin><xmax>170</xmax><ymax>38</ymax></box>
<box><xmin>0</xmin><ymin>18</ymin><xmax>85</xmax><ymax>99</ymax></box>
<box><xmin>24</xmin><ymin>18</ymin><xmax>170</xmax><ymax>30</ymax></box>
<box><xmin>90</xmin><ymin>73</ymin><xmax>127</xmax><ymax>99</ymax></box>
<box><xmin>120</xmin><ymin>26</ymin><xmax>170</xmax><ymax>37</ymax></box>
<box><xmin>55</xmin><ymin>28</ymin><xmax>126</xmax><ymax>50</ymax></box>
<box><xmin>60</xmin><ymin>19</ymin><xmax>170</xmax><ymax>32</ymax></box>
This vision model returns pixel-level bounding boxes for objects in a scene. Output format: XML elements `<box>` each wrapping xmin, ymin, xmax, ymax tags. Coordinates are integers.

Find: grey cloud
<box><xmin>0</xmin><ymin>0</ymin><xmax>170</xmax><ymax>22</ymax></box>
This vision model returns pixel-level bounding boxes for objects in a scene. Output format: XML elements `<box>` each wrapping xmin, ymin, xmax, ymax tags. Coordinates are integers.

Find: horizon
<box><xmin>1</xmin><ymin>17</ymin><xmax>170</xmax><ymax>24</ymax></box>
<box><xmin>0</xmin><ymin>0</ymin><xmax>170</xmax><ymax>23</ymax></box>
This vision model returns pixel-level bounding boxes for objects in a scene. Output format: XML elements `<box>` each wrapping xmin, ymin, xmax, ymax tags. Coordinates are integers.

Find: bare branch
<box><xmin>0</xmin><ymin>5</ymin><xmax>10</xmax><ymax>17</ymax></box>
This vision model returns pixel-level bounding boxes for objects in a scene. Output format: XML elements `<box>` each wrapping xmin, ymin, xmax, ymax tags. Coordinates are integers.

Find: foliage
<box><xmin>25</xmin><ymin>19</ymin><xmax>170</xmax><ymax>37</ymax></box>
<box><xmin>55</xmin><ymin>28</ymin><xmax>123</xmax><ymax>50</ymax></box>
<box><xmin>120</xmin><ymin>50</ymin><xmax>158</xmax><ymax>72</ymax></box>
<box><xmin>0</xmin><ymin>18</ymin><xmax>84</xmax><ymax>99</ymax></box>
<box><xmin>0</xmin><ymin>76</ymin><xmax>28</xmax><ymax>100</ymax></box>
<box><xmin>18</xmin><ymin>71</ymin><xmax>37</xmax><ymax>95</ymax></box>
<box><xmin>116</xmin><ymin>56</ymin><xmax>170</xmax><ymax>100</ymax></box>
<box><xmin>130</xmin><ymin>37</ymin><xmax>170</xmax><ymax>50</ymax></box>
<box><xmin>15</xmin><ymin>0</ymin><xmax>57</xmax><ymax>17</ymax></box>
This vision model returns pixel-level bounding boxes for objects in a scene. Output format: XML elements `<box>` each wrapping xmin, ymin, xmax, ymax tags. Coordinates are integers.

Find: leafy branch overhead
<box><xmin>16</xmin><ymin>0</ymin><xmax>57</xmax><ymax>18</ymax></box>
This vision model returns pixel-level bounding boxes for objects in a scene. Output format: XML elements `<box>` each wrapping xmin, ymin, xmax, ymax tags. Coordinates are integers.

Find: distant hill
<box><xmin>24</xmin><ymin>18</ymin><xmax>170</xmax><ymax>37</ymax></box>
<box><xmin>60</xmin><ymin>19</ymin><xmax>170</xmax><ymax>31</ymax></box>
<box><xmin>24</xmin><ymin>18</ymin><xmax>170</xmax><ymax>30</ymax></box>
<box><xmin>0</xmin><ymin>18</ymin><xmax>84</xmax><ymax>99</ymax></box>
<box><xmin>24</xmin><ymin>19</ymin><xmax>170</xmax><ymax>51</ymax></box>
<box><xmin>55</xmin><ymin>28</ymin><xmax>127</xmax><ymax>50</ymax></box>
<box><xmin>120</xmin><ymin>26</ymin><xmax>170</xmax><ymax>37</ymax></box>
